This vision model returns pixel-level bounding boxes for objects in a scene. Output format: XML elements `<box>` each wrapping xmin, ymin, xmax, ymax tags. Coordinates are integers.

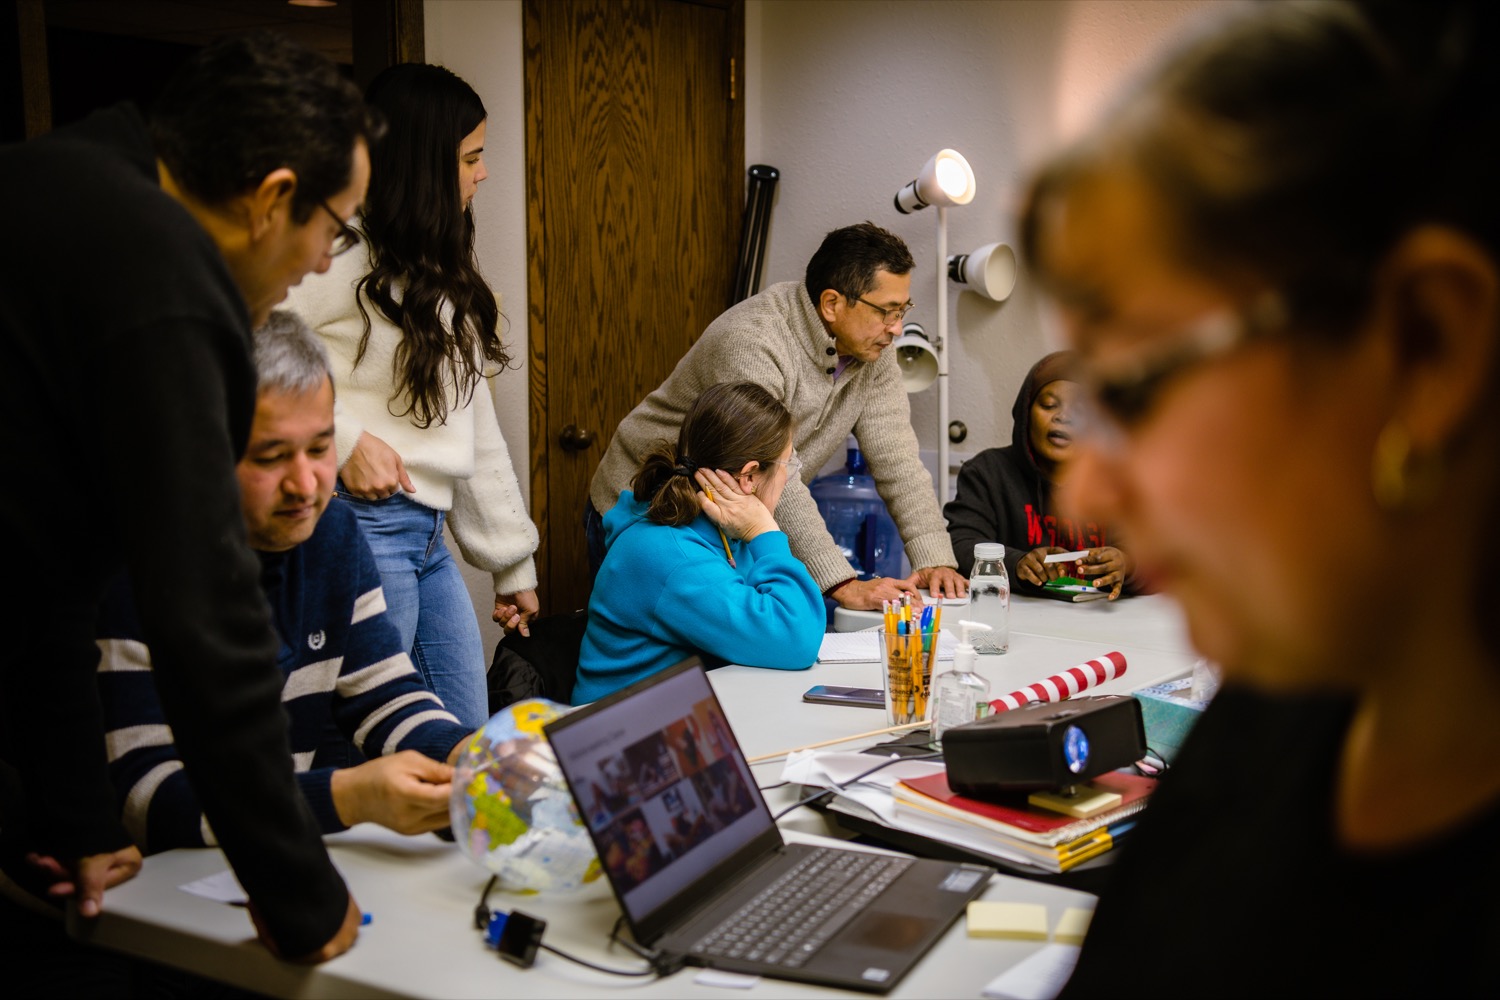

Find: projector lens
<box><xmin>1063</xmin><ymin>724</ymin><xmax>1090</xmax><ymax>774</ymax></box>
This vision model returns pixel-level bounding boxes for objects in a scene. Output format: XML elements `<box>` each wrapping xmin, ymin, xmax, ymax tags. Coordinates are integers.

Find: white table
<box><xmin>834</xmin><ymin>593</ymin><xmax>1194</xmax><ymax>653</ymax></box>
<box><xmin>75</xmin><ymin>594</ymin><xmax>1196</xmax><ymax>998</ymax></box>
<box><xmin>74</xmin><ymin>824</ymin><xmax>1096</xmax><ymax>1000</ymax></box>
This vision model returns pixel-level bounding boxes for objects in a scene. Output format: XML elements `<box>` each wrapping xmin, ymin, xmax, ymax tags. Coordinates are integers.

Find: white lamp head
<box><xmin>893</xmin><ymin>148</ymin><xmax>976</xmax><ymax>214</ymax></box>
<box><xmin>892</xmin><ymin>322</ymin><xmax>938</xmax><ymax>393</ymax></box>
<box><xmin>947</xmin><ymin>242</ymin><xmax>1017</xmax><ymax>301</ymax></box>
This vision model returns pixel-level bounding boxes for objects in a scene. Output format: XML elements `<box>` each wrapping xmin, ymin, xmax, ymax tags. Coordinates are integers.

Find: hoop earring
<box><xmin>1371</xmin><ymin>421</ymin><xmax>1442</xmax><ymax>510</ymax></box>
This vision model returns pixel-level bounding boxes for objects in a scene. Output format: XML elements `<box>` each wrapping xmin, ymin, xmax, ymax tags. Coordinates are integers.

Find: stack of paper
<box><xmin>890</xmin><ymin>771</ymin><xmax>1155</xmax><ymax>874</ymax></box>
<box><xmin>817</xmin><ymin>630</ymin><xmax>959</xmax><ymax>663</ymax></box>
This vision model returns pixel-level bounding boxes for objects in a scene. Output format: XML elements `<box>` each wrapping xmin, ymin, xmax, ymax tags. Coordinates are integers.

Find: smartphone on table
<box><xmin>802</xmin><ymin>685</ymin><xmax>884</xmax><ymax>708</ymax></box>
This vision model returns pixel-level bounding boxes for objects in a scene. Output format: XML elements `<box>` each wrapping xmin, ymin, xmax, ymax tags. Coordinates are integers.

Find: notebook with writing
<box><xmin>545</xmin><ymin>658</ymin><xmax>992</xmax><ymax>993</ymax></box>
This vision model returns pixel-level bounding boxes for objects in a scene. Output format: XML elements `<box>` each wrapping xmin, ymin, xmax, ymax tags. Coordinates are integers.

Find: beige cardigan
<box><xmin>590</xmin><ymin>281</ymin><xmax>955</xmax><ymax>590</ymax></box>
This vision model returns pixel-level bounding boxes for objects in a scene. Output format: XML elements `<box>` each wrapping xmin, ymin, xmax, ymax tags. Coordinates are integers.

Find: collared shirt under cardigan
<box><xmin>590</xmin><ymin>281</ymin><xmax>957</xmax><ymax>590</ymax></box>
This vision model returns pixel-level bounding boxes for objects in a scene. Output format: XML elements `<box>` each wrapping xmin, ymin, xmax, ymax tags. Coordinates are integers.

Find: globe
<box><xmin>450</xmin><ymin>698</ymin><xmax>602</xmax><ymax>893</ymax></box>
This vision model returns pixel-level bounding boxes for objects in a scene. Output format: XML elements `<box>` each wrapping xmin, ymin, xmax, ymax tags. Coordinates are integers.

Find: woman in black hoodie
<box><xmin>943</xmin><ymin>351</ymin><xmax>1135</xmax><ymax>598</ymax></box>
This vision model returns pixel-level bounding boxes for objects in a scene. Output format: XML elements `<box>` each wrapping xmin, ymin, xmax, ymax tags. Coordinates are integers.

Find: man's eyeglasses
<box><xmin>317</xmin><ymin>200</ymin><xmax>361</xmax><ymax>258</ymax></box>
<box><xmin>854</xmin><ymin>297</ymin><xmax>915</xmax><ymax>325</ymax></box>
<box><xmin>1076</xmin><ymin>291</ymin><xmax>1287</xmax><ymax>442</ymax></box>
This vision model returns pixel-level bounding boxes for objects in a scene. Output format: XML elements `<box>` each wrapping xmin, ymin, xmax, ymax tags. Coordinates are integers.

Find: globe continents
<box><xmin>450</xmin><ymin>698</ymin><xmax>601</xmax><ymax>892</ymax></box>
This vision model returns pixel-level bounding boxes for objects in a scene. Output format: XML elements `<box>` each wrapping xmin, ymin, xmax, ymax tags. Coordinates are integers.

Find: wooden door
<box><xmin>524</xmin><ymin>0</ymin><xmax>744</xmax><ymax>612</ymax></box>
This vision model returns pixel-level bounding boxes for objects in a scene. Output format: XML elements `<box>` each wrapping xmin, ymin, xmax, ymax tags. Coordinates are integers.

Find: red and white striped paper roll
<box><xmin>988</xmin><ymin>651</ymin><xmax>1128</xmax><ymax>713</ymax></box>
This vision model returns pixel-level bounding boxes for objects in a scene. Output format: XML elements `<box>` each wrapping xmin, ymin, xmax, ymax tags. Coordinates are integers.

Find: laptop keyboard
<box><xmin>693</xmin><ymin>848</ymin><xmax>914</xmax><ymax>967</ymax></box>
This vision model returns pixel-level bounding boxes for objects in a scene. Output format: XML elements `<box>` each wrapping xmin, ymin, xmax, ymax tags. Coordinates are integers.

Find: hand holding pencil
<box><xmin>695</xmin><ymin>468</ymin><xmax>778</xmax><ymax>543</ymax></box>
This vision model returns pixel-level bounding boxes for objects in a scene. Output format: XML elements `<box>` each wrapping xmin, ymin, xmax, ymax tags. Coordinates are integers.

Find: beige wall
<box><xmin>747</xmin><ymin>0</ymin><xmax>1213</xmax><ymax>482</ymax></box>
<box><xmin>422</xmin><ymin>0</ymin><xmax>1216</xmax><ymax>625</ymax></box>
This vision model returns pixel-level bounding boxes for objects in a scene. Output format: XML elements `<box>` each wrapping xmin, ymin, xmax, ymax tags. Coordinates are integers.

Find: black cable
<box><xmin>1134</xmin><ymin>747</ymin><xmax>1170</xmax><ymax>777</ymax></box>
<box><xmin>771</xmin><ymin>750</ymin><xmax>943</xmax><ymax>822</ymax></box>
<box><xmin>475</xmin><ymin>877</ymin><xmax>659</xmax><ymax>978</ymax></box>
<box><xmin>608</xmin><ymin>914</ymin><xmax>656</xmax><ymax>960</ymax></box>
<box><xmin>536</xmin><ymin>942</ymin><xmax>658</xmax><ymax>977</ymax></box>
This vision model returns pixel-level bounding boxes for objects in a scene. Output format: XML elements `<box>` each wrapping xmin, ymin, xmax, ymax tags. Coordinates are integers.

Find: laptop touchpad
<box><xmin>845</xmin><ymin>911</ymin><xmax>938</xmax><ymax>948</ymax></box>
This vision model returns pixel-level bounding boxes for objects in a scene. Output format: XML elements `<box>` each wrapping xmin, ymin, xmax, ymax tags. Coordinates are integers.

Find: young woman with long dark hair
<box><xmin>287</xmin><ymin>63</ymin><xmax>538</xmax><ymax>729</ymax></box>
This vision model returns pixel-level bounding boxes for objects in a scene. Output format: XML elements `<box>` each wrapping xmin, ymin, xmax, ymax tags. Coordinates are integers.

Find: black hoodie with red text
<box><xmin>943</xmin><ymin>351</ymin><xmax>1125</xmax><ymax>584</ymax></box>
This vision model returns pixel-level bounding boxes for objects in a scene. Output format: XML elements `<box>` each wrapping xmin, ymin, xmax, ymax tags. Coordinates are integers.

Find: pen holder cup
<box><xmin>880</xmin><ymin>630</ymin><xmax>932</xmax><ymax>727</ymax></box>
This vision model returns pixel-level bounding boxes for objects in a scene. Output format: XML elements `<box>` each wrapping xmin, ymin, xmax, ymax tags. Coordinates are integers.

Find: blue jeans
<box><xmin>584</xmin><ymin>499</ymin><xmax>607</xmax><ymax>581</ymax></box>
<box><xmin>342</xmin><ymin>489</ymin><xmax>489</xmax><ymax>729</ymax></box>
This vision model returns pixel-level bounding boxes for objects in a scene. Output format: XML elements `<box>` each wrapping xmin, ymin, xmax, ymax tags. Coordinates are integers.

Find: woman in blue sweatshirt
<box><xmin>574</xmin><ymin>382</ymin><xmax>825</xmax><ymax>703</ymax></box>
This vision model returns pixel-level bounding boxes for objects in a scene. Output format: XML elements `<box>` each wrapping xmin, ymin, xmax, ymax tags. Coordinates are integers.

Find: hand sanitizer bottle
<box><xmin>931</xmin><ymin>620</ymin><xmax>993</xmax><ymax>742</ymax></box>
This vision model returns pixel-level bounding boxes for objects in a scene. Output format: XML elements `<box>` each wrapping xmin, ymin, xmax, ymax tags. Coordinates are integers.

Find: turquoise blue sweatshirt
<box><xmin>574</xmin><ymin>490</ymin><xmax>824</xmax><ymax>703</ymax></box>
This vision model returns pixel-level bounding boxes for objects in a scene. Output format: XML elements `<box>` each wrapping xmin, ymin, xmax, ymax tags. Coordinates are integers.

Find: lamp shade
<box><xmin>892</xmin><ymin>323</ymin><xmax>938</xmax><ymax>393</ymax></box>
<box><xmin>948</xmin><ymin>242</ymin><xmax>1017</xmax><ymax>301</ymax></box>
<box><xmin>893</xmin><ymin>149</ymin><xmax>976</xmax><ymax>214</ymax></box>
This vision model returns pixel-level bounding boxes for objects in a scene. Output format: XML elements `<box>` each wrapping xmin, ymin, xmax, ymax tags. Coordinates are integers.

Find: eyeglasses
<box><xmin>317</xmin><ymin>200</ymin><xmax>361</xmax><ymax>258</ymax></box>
<box><xmin>855</xmin><ymin>297</ymin><xmax>915</xmax><ymax>325</ymax></box>
<box><xmin>1076</xmin><ymin>291</ymin><xmax>1287</xmax><ymax>444</ymax></box>
<box><xmin>767</xmin><ymin>456</ymin><xmax>804</xmax><ymax>476</ymax></box>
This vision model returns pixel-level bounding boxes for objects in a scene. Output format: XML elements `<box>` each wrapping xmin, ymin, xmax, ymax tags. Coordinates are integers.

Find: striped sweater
<box><xmin>95</xmin><ymin>500</ymin><xmax>471</xmax><ymax>853</ymax></box>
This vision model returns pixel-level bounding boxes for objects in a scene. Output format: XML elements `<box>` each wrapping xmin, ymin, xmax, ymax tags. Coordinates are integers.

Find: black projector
<box><xmin>942</xmin><ymin>695</ymin><xmax>1146</xmax><ymax>797</ymax></box>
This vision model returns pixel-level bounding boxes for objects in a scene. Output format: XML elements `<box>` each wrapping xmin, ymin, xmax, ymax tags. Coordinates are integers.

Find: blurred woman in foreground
<box><xmin>1022</xmin><ymin>1</ymin><xmax>1500</xmax><ymax>994</ymax></box>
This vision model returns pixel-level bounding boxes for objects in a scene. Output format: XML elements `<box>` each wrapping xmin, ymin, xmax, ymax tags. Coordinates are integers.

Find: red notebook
<box><xmin>893</xmin><ymin>770</ymin><xmax>1156</xmax><ymax>846</ymax></box>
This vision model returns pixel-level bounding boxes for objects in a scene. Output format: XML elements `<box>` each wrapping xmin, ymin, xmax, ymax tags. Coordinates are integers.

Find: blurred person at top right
<box><xmin>1020</xmin><ymin>1</ymin><xmax>1500</xmax><ymax>996</ymax></box>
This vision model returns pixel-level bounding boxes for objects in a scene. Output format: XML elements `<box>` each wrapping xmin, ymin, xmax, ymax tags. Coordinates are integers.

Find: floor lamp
<box><xmin>894</xmin><ymin>148</ymin><xmax>976</xmax><ymax>503</ymax></box>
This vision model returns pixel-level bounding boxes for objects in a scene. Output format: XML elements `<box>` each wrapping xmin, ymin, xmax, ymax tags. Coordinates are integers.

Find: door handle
<box><xmin>559</xmin><ymin>424</ymin><xmax>596</xmax><ymax>452</ymax></box>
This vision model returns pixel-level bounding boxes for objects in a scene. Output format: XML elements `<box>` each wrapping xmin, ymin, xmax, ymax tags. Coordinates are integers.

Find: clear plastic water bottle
<box><xmin>967</xmin><ymin>543</ymin><xmax>1010</xmax><ymax>654</ymax></box>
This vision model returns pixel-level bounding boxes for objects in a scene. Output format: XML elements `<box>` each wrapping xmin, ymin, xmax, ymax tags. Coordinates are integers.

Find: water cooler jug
<box><xmin>808</xmin><ymin>440</ymin><xmax>905</xmax><ymax>580</ymax></box>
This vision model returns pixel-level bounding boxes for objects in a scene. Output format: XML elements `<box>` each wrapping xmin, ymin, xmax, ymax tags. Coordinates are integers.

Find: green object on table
<box><xmin>1133</xmin><ymin>678</ymin><xmax>1210</xmax><ymax>764</ymax></box>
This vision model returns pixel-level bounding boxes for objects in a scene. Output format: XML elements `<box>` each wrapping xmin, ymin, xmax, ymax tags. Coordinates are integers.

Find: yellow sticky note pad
<box><xmin>1053</xmin><ymin>907</ymin><xmax>1093</xmax><ymax>945</ymax></box>
<box><xmin>966</xmin><ymin>901</ymin><xmax>1048</xmax><ymax>940</ymax></box>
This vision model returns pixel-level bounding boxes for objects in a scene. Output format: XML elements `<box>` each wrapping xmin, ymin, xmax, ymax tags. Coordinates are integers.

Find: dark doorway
<box><xmin>3</xmin><ymin>0</ymin><xmax>420</xmax><ymax>141</ymax></box>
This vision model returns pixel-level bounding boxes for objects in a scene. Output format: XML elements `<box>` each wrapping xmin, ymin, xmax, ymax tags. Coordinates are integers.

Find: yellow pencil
<box><xmin>701</xmin><ymin>485</ymin><xmax>736</xmax><ymax>568</ymax></box>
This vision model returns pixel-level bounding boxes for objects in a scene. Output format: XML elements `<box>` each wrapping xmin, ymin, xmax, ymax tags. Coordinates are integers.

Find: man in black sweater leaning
<box><xmin>0</xmin><ymin>33</ymin><xmax>381</xmax><ymax>972</ymax></box>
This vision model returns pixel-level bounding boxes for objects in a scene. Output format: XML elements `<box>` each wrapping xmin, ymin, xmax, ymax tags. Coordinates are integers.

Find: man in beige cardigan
<box><xmin>588</xmin><ymin>222</ymin><xmax>966</xmax><ymax>610</ymax></box>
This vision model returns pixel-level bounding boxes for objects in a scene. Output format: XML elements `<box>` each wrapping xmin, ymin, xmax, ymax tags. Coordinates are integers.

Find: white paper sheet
<box><xmin>981</xmin><ymin>943</ymin><xmax>1082</xmax><ymax>999</ymax></box>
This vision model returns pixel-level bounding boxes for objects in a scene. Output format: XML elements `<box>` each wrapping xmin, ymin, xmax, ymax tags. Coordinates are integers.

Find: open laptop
<box><xmin>544</xmin><ymin>658</ymin><xmax>992</xmax><ymax>993</ymax></box>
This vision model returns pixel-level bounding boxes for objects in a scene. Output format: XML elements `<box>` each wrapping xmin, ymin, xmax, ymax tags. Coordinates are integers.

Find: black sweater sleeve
<box><xmin>98</xmin><ymin>318</ymin><xmax>350</xmax><ymax>957</ymax></box>
<box><xmin>943</xmin><ymin>448</ymin><xmax>1031</xmax><ymax>580</ymax></box>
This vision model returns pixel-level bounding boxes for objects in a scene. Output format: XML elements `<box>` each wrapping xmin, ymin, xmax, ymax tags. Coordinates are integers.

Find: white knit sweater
<box><xmin>284</xmin><ymin>246</ymin><xmax>538</xmax><ymax>596</ymax></box>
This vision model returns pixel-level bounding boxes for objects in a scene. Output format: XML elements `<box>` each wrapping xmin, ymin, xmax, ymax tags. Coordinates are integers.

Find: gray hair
<box><xmin>252</xmin><ymin>310</ymin><xmax>333</xmax><ymax>397</ymax></box>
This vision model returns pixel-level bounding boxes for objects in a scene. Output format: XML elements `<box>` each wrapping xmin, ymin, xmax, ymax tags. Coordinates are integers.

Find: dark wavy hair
<box><xmin>804</xmin><ymin>221</ymin><xmax>915</xmax><ymax>305</ymax></box>
<box><xmin>355</xmin><ymin>63</ymin><xmax>509</xmax><ymax>429</ymax></box>
<box><xmin>150</xmin><ymin>31</ymin><xmax>381</xmax><ymax>224</ymax></box>
<box><xmin>632</xmin><ymin>382</ymin><xmax>792</xmax><ymax>528</ymax></box>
